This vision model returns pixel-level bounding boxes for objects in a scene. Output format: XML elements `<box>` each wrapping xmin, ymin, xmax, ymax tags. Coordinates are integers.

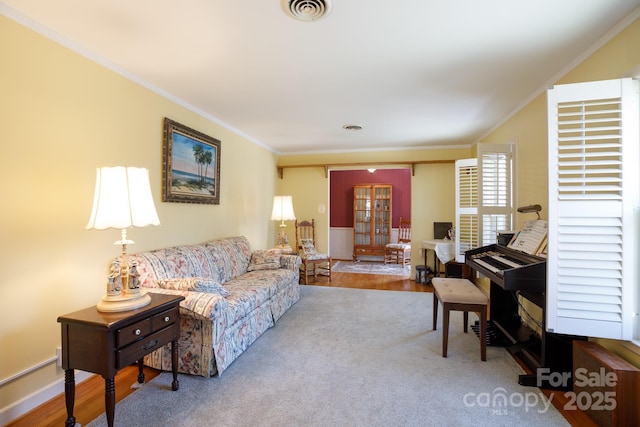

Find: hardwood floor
<box><xmin>8</xmin><ymin>264</ymin><xmax>593</xmax><ymax>427</ymax></box>
<box><xmin>5</xmin><ymin>366</ymin><xmax>159</xmax><ymax>427</ymax></box>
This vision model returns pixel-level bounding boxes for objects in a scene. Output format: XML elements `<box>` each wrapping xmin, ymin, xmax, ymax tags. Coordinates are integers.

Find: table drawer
<box><xmin>117</xmin><ymin>323</ymin><xmax>179</xmax><ymax>368</ymax></box>
<box><xmin>117</xmin><ymin>319</ymin><xmax>152</xmax><ymax>348</ymax></box>
<box><xmin>116</xmin><ymin>307</ymin><xmax>178</xmax><ymax>348</ymax></box>
<box><xmin>355</xmin><ymin>247</ymin><xmax>385</xmax><ymax>256</ymax></box>
<box><xmin>151</xmin><ymin>307</ymin><xmax>179</xmax><ymax>331</ymax></box>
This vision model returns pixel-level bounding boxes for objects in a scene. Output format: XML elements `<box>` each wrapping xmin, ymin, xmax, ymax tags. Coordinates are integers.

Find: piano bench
<box><xmin>432</xmin><ymin>278</ymin><xmax>488</xmax><ymax>361</ymax></box>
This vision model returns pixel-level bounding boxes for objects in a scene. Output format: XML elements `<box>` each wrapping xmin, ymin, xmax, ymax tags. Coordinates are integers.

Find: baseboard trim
<box><xmin>0</xmin><ymin>370</ymin><xmax>92</xmax><ymax>425</ymax></box>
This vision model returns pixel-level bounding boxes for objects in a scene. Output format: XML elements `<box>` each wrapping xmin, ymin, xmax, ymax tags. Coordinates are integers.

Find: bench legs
<box><xmin>433</xmin><ymin>292</ymin><xmax>487</xmax><ymax>361</ymax></box>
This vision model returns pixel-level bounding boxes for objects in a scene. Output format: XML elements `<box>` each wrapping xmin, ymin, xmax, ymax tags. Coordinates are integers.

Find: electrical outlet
<box><xmin>56</xmin><ymin>347</ymin><xmax>62</xmax><ymax>367</ymax></box>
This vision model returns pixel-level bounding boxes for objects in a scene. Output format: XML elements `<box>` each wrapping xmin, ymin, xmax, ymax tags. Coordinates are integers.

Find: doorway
<box><xmin>328</xmin><ymin>168</ymin><xmax>412</xmax><ymax>260</ymax></box>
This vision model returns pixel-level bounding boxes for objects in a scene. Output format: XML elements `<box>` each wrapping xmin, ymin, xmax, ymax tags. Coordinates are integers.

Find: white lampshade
<box><xmin>86</xmin><ymin>166</ymin><xmax>159</xmax><ymax>312</ymax></box>
<box><xmin>270</xmin><ymin>195</ymin><xmax>296</xmax><ymax>221</ymax></box>
<box><xmin>86</xmin><ymin>166</ymin><xmax>160</xmax><ymax>231</ymax></box>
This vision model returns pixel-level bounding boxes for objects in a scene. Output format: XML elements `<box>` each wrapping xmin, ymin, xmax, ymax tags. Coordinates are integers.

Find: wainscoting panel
<box><xmin>330</xmin><ymin>227</ymin><xmax>399</xmax><ymax>261</ymax></box>
<box><xmin>330</xmin><ymin>227</ymin><xmax>353</xmax><ymax>260</ymax></box>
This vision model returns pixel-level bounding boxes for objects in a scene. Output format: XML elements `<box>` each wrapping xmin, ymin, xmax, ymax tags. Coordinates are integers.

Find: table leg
<box><xmin>423</xmin><ymin>248</ymin><xmax>434</xmax><ymax>283</ymax></box>
<box><xmin>171</xmin><ymin>339</ymin><xmax>180</xmax><ymax>391</ymax></box>
<box><xmin>64</xmin><ymin>369</ymin><xmax>76</xmax><ymax>427</ymax></box>
<box><xmin>137</xmin><ymin>359</ymin><xmax>145</xmax><ymax>383</ymax></box>
<box><xmin>105</xmin><ymin>377</ymin><xmax>115</xmax><ymax>427</ymax></box>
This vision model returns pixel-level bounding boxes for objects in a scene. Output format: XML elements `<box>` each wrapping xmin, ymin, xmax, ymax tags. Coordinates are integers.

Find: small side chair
<box><xmin>295</xmin><ymin>219</ymin><xmax>331</xmax><ymax>284</ymax></box>
<box><xmin>384</xmin><ymin>217</ymin><xmax>412</xmax><ymax>267</ymax></box>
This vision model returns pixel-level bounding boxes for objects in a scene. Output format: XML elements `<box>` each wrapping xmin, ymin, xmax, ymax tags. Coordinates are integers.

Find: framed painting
<box><xmin>162</xmin><ymin>118</ymin><xmax>221</xmax><ymax>204</ymax></box>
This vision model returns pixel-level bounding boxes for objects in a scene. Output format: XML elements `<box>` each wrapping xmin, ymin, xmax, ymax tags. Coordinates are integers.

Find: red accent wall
<box><xmin>329</xmin><ymin>169</ymin><xmax>411</xmax><ymax>228</ymax></box>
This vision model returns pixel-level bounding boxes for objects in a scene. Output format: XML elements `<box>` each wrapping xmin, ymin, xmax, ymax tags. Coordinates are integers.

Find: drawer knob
<box><xmin>164</xmin><ymin>316</ymin><xmax>170</xmax><ymax>322</ymax></box>
<box><xmin>135</xmin><ymin>329</ymin><xmax>141</xmax><ymax>336</ymax></box>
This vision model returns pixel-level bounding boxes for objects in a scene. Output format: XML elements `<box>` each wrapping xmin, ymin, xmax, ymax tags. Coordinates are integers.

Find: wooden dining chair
<box><xmin>295</xmin><ymin>219</ymin><xmax>331</xmax><ymax>284</ymax></box>
<box><xmin>384</xmin><ymin>217</ymin><xmax>412</xmax><ymax>267</ymax></box>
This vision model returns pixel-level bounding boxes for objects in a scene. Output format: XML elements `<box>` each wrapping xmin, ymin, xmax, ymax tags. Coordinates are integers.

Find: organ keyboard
<box><xmin>465</xmin><ymin>244</ymin><xmax>546</xmax><ymax>292</ymax></box>
<box><xmin>465</xmin><ymin>243</ymin><xmax>584</xmax><ymax>390</ymax></box>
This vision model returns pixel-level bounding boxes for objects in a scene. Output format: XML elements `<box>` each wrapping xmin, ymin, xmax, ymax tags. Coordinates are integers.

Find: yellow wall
<box><xmin>0</xmin><ymin>15</ymin><xmax>281</xmax><ymax>413</ymax></box>
<box><xmin>479</xmin><ymin>16</ymin><xmax>640</xmax><ymax>367</ymax></box>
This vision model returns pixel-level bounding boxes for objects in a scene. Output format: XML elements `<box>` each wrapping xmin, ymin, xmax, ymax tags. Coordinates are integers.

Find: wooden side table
<box><xmin>58</xmin><ymin>293</ymin><xmax>184</xmax><ymax>427</ymax></box>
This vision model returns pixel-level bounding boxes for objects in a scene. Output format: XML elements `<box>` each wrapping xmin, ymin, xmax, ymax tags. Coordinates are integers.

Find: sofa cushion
<box><xmin>204</xmin><ymin>236</ymin><xmax>253</xmax><ymax>283</ymax></box>
<box><xmin>238</xmin><ymin>269</ymin><xmax>298</xmax><ymax>297</ymax></box>
<box><xmin>157</xmin><ymin>277</ymin><xmax>230</xmax><ymax>296</ymax></box>
<box><xmin>222</xmin><ymin>282</ymin><xmax>272</xmax><ymax>326</ymax></box>
<box><xmin>124</xmin><ymin>244</ymin><xmax>220</xmax><ymax>288</ymax></box>
<box><xmin>221</xmin><ymin>269</ymin><xmax>295</xmax><ymax>324</ymax></box>
<box><xmin>247</xmin><ymin>249</ymin><xmax>282</xmax><ymax>271</ymax></box>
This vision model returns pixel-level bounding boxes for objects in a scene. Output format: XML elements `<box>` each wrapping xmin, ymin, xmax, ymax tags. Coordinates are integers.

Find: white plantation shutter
<box><xmin>547</xmin><ymin>78</ymin><xmax>639</xmax><ymax>340</ymax></box>
<box><xmin>455</xmin><ymin>158</ymin><xmax>478</xmax><ymax>262</ymax></box>
<box><xmin>454</xmin><ymin>144</ymin><xmax>515</xmax><ymax>262</ymax></box>
<box><xmin>478</xmin><ymin>143</ymin><xmax>515</xmax><ymax>247</ymax></box>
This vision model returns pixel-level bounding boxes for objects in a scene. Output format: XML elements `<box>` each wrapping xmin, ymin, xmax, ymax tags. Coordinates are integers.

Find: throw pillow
<box><xmin>300</xmin><ymin>238</ymin><xmax>317</xmax><ymax>255</ymax></box>
<box><xmin>157</xmin><ymin>277</ymin><xmax>230</xmax><ymax>296</ymax></box>
<box><xmin>247</xmin><ymin>249</ymin><xmax>282</xmax><ymax>271</ymax></box>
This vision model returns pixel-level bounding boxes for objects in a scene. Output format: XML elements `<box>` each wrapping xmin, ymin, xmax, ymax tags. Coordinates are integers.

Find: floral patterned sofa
<box><xmin>114</xmin><ymin>236</ymin><xmax>301</xmax><ymax>377</ymax></box>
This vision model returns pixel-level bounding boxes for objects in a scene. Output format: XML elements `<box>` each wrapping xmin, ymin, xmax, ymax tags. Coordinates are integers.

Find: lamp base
<box><xmin>97</xmin><ymin>291</ymin><xmax>152</xmax><ymax>312</ymax></box>
<box><xmin>275</xmin><ymin>243</ymin><xmax>293</xmax><ymax>252</ymax></box>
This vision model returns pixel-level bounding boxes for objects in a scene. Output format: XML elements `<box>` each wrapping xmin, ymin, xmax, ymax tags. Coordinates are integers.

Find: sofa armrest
<box><xmin>280</xmin><ymin>254</ymin><xmax>302</xmax><ymax>271</ymax></box>
<box><xmin>147</xmin><ymin>288</ymin><xmax>228</xmax><ymax>321</ymax></box>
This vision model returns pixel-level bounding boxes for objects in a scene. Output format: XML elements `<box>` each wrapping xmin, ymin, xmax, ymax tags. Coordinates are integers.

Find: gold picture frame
<box><xmin>162</xmin><ymin>118</ymin><xmax>221</xmax><ymax>204</ymax></box>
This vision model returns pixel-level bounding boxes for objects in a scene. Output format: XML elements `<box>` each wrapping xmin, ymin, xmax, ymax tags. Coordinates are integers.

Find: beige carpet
<box><xmin>87</xmin><ymin>286</ymin><xmax>568</xmax><ymax>427</ymax></box>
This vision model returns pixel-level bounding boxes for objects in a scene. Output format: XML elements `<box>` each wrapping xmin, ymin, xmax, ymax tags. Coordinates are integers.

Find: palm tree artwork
<box><xmin>169</xmin><ymin>132</ymin><xmax>217</xmax><ymax>196</ymax></box>
<box><xmin>163</xmin><ymin>118</ymin><xmax>221</xmax><ymax>204</ymax></box>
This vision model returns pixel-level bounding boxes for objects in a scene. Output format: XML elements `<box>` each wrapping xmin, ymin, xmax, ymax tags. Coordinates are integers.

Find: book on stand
<box><xmin>507</xmin><ymin>219</ymin><xmax>548</xmax><ymax>256</ymax></box>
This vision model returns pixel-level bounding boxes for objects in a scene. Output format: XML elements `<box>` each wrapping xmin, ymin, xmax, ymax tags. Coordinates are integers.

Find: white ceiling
<box><xmin>3</xmin><ymin>0</ymin><xmax>640</xmax><ymax>154</ymax></box>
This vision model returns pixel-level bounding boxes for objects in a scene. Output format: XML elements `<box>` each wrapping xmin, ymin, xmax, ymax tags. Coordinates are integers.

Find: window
<box><xmin>455</xmin><ymin>158</ymin><xmax>478</xmax><ymax>262</ymax></box>
<box><xmin>478</xmin><ymin>145</ymin><xmax>514</xmax><ymax>247</ymax></box>
<box><xmin>546</xmin><ymin>78</ymin><xmax>639</xmax><ymax>341</ymax></box>
<box><xmin>454</xmin><ymin>143</ymin><xmax>516</xmax><ymax>262</ymax></box>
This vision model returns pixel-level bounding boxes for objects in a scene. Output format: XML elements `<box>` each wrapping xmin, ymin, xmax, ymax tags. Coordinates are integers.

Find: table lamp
<box><xmin>86</xmin><ymin>166</ymin><xmax>160</xmax><ymax>312</ymax></box>
<box><xmin>270</xmin><ymin>195</ymin><xmax>296</xmax><ymax>250</ymax></box>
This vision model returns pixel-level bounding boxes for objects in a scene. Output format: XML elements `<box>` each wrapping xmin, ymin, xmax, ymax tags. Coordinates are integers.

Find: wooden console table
<box><xmin>58</xmin><ymin>293</ymin><xmax>184</xmax><ymax>427</ymax></box>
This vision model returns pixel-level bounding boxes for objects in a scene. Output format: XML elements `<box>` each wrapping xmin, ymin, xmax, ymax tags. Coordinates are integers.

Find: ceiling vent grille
<box><xmin>282</xmin><ymin>0</ymin><xmax>332</xmax><ymax>22</ymax></box>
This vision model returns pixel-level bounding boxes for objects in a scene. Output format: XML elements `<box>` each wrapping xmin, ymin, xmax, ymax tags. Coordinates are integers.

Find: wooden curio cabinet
<box><xmin>353</xmin><ymin>184</ymin><xmax>392</xmax><ymax>261</ymax></box>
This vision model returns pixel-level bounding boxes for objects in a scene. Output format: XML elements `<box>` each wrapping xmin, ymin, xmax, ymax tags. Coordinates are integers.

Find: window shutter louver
<box><xmin>455</xmin><ymin>145</ymin><xmax>515</xmax><ymax>263</ymax></box>
<box><xmin>455</xmin><ymin>158</ymin><xmax>478</xmax><ymax>262</ymax></box>
<box><xmin>477</xmin><ymin>143</ymin><xmax>515</xmax><ymax>248</ymax></box>
<box><xmin>547</xmin><ymin>78</ymin><xmax>639</xmax><ymax>340</ymax></box>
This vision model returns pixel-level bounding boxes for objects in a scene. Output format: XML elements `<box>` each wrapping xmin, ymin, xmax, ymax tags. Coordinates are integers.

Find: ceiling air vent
<box><xmin>282</xmin><ymin>0</ymin><xmax>332</xmax><ymax>22</ymax></box>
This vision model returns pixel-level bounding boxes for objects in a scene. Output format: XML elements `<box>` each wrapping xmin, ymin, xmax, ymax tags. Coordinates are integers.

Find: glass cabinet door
<box><xmin>373</xmin><ymin>186</ymin><xmax>391</xmax><ymax>246</ymax></box>
<box><xmin>354</xmin><ymin>186</ymin><xmax>371</xmax><ymax>246</ymax></box>
<box><xmin>353</xmin><ymin>184</ymin><xmax>392</xmax><ymax>260</ymax></box>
